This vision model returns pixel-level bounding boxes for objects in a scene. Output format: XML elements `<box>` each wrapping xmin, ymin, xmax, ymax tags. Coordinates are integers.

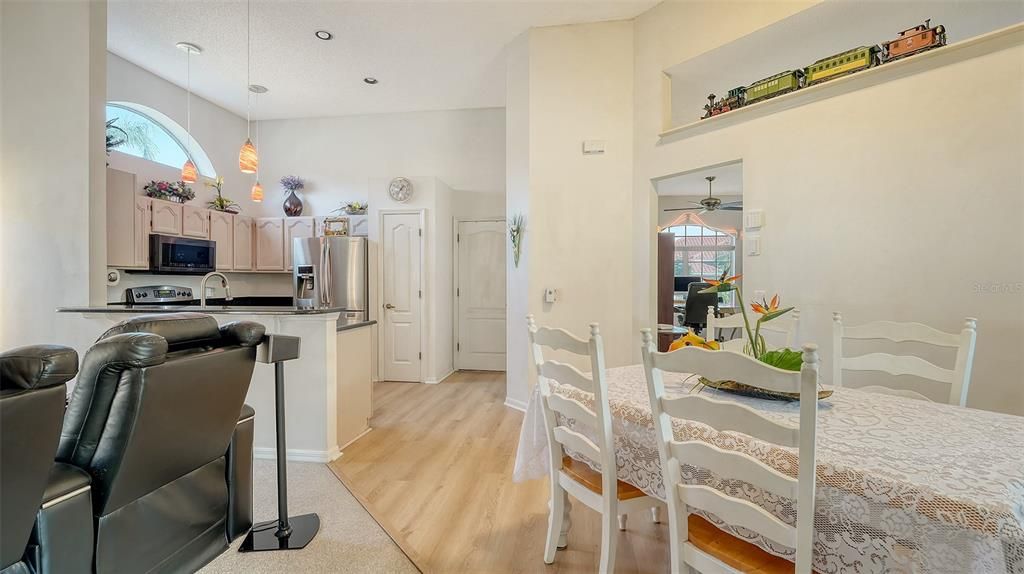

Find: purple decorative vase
<box><xmin>283</xmin><ymin>190</ymin><xmax>303</xmax><ymax>217</ymax></box>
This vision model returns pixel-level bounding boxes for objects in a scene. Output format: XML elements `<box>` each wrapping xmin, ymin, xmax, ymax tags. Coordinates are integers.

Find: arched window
<box><xmin>665</xmin><ymin>223</ymin><xmax>737</xmax><ymax>304</ymax></box>
<box><xmin>105</xmin><ymin>102</ymin><xmax>216</xmax><ymax>177</ymax></box>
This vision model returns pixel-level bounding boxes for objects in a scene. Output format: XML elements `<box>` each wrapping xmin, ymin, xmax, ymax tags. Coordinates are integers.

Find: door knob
<box><xmin>384</xmin><ymin>303</ymin><xmax>395</xmax><ymax>310</ymax></box>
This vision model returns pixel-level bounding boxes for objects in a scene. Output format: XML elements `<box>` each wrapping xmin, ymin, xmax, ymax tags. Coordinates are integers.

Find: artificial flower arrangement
<box><xmin>334</xmin><ymin>201</ymin><xmax>368</xmax><ymax>215</ymax></box>
<box><xmin>672</xmin><ymin>271</ymin><xmax>828</xmax><ymax>400</ymax></box>
<box><xmin>508</xmin><ymin>214</ymin><xmax>525</xmax><ymax>268</ymax></box>
<box><xmin>280</xmin><ymin>175</ymin><xmax>305</xmax><ymax>194</ymax></box>
<box><xmin>143</xmin><ymin>180</ymin><xmax>195</xmax><ymax>203</ymax></box>
<box><xmin>205</xmin><ymin>176</ymin><xmax>240</xmax><ymax>214</ymax></box>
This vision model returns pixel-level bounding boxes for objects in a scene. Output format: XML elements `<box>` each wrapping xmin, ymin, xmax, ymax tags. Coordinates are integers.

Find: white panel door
<box><xmin>381</xmin><ymin>213</ymin><xmax>422</xmax><ymax>382</ymax></box>
<box><xmin>233</xmin><ymin>215</ymin><xmax>254</xmax><ymax>271</ymax></box>
<box><xmin>456</xmin><ymin>220</ymin><xmax>507</xmax><ymax>371</ymax></box>
<box><xmin>132</xmin><ymin>196</ymin><xmax>151</xmax><ymax>268</ymax></box>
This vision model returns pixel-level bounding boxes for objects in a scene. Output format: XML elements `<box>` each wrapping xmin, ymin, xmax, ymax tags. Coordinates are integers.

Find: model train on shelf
<box><xmin>702</xmin><ymin>20</ymin><xmax>947</xmax><ymax>119</ymax></box>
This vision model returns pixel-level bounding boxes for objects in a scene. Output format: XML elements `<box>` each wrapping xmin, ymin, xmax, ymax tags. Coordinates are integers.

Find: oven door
<box><xmin>150</xmin><ymin>234</ymin><xmax>216</xmax><ymax>275</ymax></box>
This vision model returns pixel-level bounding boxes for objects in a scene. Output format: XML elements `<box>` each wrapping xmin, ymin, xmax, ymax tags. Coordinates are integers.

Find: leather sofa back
<box><xmin>0</xmin><ymin>346</ymin><xmax>78</xmax><ymax>570</ymax></box>
<box><xmin>57</xmin><ymin>313</ymin><xmax>265</xmax><ymax>517</ymax></box>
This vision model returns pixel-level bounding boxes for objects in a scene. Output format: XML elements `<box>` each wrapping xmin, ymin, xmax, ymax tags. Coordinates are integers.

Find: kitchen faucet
<box><xmin>200</xmin><ymin>272</ymin><xmax>233</xmax><ymax>307</ymax></box>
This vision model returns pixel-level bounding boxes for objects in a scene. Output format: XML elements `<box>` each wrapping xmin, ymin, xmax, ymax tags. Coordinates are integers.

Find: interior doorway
<box><xmin>453</xmin><ymin>218</ymin><xmax>506</xmax><ymax>371</ymax></box>
<box><xmin>654</xmin><ymin>161</ymin><xmax>744</xmax><ymax>349</ymax></box>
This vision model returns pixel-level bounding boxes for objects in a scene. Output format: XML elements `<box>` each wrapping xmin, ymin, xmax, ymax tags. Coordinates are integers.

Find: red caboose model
<box><xmin>884</xmin><ymin>19</ymin><xmax>946</xmax><ymax>61</ymax></box>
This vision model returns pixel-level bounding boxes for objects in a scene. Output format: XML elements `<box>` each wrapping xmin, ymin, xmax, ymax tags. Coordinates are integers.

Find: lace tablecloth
<box><xmin>513</xmin><ymin>364</ymin><xmax>1024</xmax><ymax>573</ymax></box>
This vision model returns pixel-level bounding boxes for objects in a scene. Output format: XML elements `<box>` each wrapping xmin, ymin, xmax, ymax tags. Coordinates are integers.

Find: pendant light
<box><xmin>238</xmin><ymin>0</ymin><xmax>258</xmax><ymax>173</ymax></box>
<box><xmin>176</xmin><ymin>42</ymin><xmax>202</xmax><ymax>183</ymax></box>
<box><xmin>250</xmin><ymin>85</ymin><xmax>267</xmax><ymax>202</ymax></box>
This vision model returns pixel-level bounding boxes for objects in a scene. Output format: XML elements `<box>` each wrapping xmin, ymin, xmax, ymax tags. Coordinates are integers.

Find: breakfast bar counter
<box><xmin>59</xmin><ymin>306</ymin><xmax>376</xmax><ymax>462</ymax></box>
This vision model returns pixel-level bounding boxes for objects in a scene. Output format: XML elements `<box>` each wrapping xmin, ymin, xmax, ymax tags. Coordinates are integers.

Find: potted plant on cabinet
<box><xmin>205</xmin><ymin>176</ymin><xmax>240</xmax><ymax>214</ymax></box>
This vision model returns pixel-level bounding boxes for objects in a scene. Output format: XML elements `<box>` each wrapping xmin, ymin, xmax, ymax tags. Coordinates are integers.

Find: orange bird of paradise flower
<box><xmin>705</xmin><ymin>272</ymin><xmax>742</xmax><ymax>287</ymax></box>
<box><xmin>751</xmin><ymin>294</ymin><xmax>780</xmax><ymax>316</ymax></box>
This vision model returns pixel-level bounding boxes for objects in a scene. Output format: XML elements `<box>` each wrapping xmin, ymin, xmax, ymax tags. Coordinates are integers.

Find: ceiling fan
<box><xmin>663</xmin><ymin>176</ymin><xmax>742</xmax><ymax>214</ymax></box>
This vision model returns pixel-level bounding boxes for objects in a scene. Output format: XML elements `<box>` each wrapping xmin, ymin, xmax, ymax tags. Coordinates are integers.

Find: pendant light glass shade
<box><xmin>181</xmin><ymin>159</ymin><xmax>198</xmax><ymax>183</ymax></box>
<box><xmin>239</xmin><ymin>138</ymin><xmax>258</xmax><ymax>173</ymax></box>
<box><xmin>250</xmin><ymin>180</ymin><xmax>263</xmax><ymax>202</ymax></box>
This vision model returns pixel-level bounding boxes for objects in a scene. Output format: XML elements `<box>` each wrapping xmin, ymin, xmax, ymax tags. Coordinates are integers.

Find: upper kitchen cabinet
<box><xmin>209</xmin><ymin>211</ymin><xmax>234</xmax><ymax>270</ymax></box>
<box><xmin>106</xmin><ymin>168</ymin><xmax>150</xmax><ymax>269</ymax></box>
<box><xmin>150</xmin><ymin>199</ymin><xmax>183</xmax><ymax>236</ymax></box>
<box><xmin>182</xmin><ymin>205</ymin><xmax>210</xmax><ymax>239</ymax></box>
<box><xmin>284</xmin><ymin>217</ymin><xmax>315</xmax><ymax>270</ymax></box>
<box><xmin>233</xmin><ymin>215</ymin><xmax>254</xmax><ymax>271</ymax></box>
<box><xmin>256</xmin><ymin>217</ymin><xmax>285</xmax><ymax>271</ymax></box>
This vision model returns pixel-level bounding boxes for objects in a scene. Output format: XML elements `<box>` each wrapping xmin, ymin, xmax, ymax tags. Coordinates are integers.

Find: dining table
<box><xmin>513</xmin><ymin>364</ymin><xmax>1024</xmax><ymax>574</ymax></box>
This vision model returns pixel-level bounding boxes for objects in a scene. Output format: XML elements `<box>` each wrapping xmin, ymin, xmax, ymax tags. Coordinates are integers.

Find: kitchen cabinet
<box><xmin>233</xmin><ymin>216</ymin><xmax>254</xmax><ymax>271</ymax></box>
<box><xmin>255</xmin><ymin>217</ymin><xmax>285</xmax><ymax>271</ymax></box>
<box><xmin>132</xmin><ymin>197</ymin><xmax>152</xmax><ymax>268</ymax></box>
<box><xmin>150</xmin><ymin>199</ymin><xmax>183</xmax><ymax>236</ymax></box>
<box><xmin>182</xmin><ymin>204</ymin><xmax>210</xmax><ymax>239</ymax></box>
<box><xmin>209</xmin><ymin>211</ymin><xmax>234</xmax><ymax>270</ymax></box>
<box><xmin>284</xmin><ymin>217</ymin><xmax>315</xmax><ymax>270</ymax></box>
<box><xmin>107</xmin><ymin>168</ymin><xmax>139</xmax><ymax>268</ymax></box>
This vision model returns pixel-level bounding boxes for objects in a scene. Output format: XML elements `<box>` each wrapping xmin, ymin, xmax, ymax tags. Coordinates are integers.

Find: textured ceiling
<box><xmin>108</xmin><ymin>0</ymin><xmax>657</xmax><ymax>120</ymax></box>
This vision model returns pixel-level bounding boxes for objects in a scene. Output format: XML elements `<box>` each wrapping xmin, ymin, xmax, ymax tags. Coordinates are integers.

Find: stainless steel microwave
<box><xmin>149</xmin><ymin>234</ymin><xmax>216</xmax><ymax>275</ymax></box>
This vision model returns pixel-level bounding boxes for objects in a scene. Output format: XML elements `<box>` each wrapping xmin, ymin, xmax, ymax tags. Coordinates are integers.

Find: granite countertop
<box><xmin>58</xmin><ymin>304</ymin><xmax>349</xmax><ymax>316</ymax></box>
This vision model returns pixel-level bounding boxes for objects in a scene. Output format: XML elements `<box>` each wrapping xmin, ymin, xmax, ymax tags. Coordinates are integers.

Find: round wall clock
<box><xmin>387</xmin><ymin>177</ymin><xmax>414</xmax><ymax>203</ymax></box>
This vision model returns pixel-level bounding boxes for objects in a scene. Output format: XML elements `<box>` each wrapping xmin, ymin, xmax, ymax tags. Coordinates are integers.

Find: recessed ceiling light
<box><xmin>315</xmin><ymin>30</ymin><xmax>333</xmax><ymax>41</ymax></box>
<box><xmin>363</xmin><ymin>77</ymin><xmax>378</xmax><ymax>85</ymax></box>
<box><xmin>248</xmin><ymin>84</ymin><xmax>269</xmax><ymax>94</ymax></box>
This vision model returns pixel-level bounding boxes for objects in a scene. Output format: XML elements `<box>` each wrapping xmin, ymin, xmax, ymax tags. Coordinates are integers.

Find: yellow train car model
<box><xmin>804</xmin><ymin>45</ymin><xmax>881</xmax><ymax>86</ymax></box>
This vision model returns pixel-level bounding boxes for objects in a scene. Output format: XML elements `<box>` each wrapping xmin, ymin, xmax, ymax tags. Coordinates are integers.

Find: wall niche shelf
<box><xmin>659</xmin><ymin>22</ymin><xmax>1023</xmax><ymax>142</ymax></box>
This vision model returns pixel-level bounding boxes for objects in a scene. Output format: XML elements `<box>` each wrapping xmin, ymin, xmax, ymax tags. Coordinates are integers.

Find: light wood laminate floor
<box><xmin>329</xmin><ymin>371</ymin><xmax>670</xmax><ymax>573</ymax></box>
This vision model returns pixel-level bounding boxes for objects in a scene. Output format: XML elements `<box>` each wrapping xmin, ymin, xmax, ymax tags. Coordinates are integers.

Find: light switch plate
<box><xmin>582</xmin><ymin>140</ymin><xmax>605</xmax><ymax>155</ymax></box>
<box><xmin>544</xmin><ymin>288</ymin><xmax>557</xmax><ymax>303</ymax></box>
<box><xmin>745</xmin><ymin>209</ymin><xmax>764</xmax><ymax>230</ymax></box>
<box><xmin>747</xmin><ymin>234</ymin><xmax>761</xmax><ymax>256</ymax></box>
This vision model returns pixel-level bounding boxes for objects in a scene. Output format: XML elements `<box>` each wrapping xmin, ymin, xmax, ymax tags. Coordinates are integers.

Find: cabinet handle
<box><xmin>384</xmin><ymin>303</ymin><xmax>395</xmax><ymax>310</ymax></box>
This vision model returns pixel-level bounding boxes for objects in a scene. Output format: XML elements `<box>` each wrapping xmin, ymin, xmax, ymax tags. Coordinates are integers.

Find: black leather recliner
<box><xmin>57</xmin><ymin>313</ymin><xmax>265</xmax><ymax>573</ymax></box>
<box><xmin>0</xmin><ymin>345</ymin><xmax>84</xmax><ymax>574</ymax></box>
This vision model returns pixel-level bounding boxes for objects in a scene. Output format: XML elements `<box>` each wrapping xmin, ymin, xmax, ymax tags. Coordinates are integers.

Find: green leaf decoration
<box><xmin>758</xmin><ymin>348</ymin><xmax>803</xmax><ymax>372</ymax></box>
<box><xmin>699</xmin><ymin>283</ymin><xmax>735</xmax><ymax>294</ymax></box>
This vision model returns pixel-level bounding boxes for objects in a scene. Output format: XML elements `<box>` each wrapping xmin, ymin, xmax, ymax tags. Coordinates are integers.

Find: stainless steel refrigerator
<box><xmin>293</xmin><ymin>236</ymin><xmax>368</xmax><ymax>326</ymax></box>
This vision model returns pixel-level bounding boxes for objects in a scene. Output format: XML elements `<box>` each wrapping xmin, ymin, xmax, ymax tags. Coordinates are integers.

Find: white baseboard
<box><xmin>254</xmin><ymin>446</ymin><xmax>342</xmax><ymax>463</ymax></box>
<box><xmin>503</xmin><ymin>396</ymin><xmax>527</xmax><ymax>412</ymax></box>
<box><xmin>424</xmin><ymin>369</ymin><xmax>455</xmax><ymax>385</ymax></box>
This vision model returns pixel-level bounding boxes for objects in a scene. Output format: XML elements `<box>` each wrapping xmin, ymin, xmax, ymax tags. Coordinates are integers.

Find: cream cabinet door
<box><xmin>132</xmin><ymin>196</ymin><xmax>152</xmax><ymax>268</ymax></box>
<box><xmin>255</xmin><ymin>218</ymin><xmax>285</xmax><ymax>271</ymax></box>
<box><xmin>150</xmin><ymin>199</ymin><xmax>183</xmax><ymax>236</ymax></box>
<box><xmin>284</xmin><ymin>217</ymin><xmax>315</xmax><ymax>270</ymax></box>
<box><xmin>209</xmin><ymin>211</ymin><xmax>234</xmax><ymax>270</ymax></box>
<box><xmin>106</xmin><ymin>168</ymin><xmax>138</xmax><ymax>268</ymax></box>
<box><xmin>182</xmin><ymin>205</ymin><xmax>210</xmax><ymax>239</ymax></box>
<box><xmin>233</xmin><ymin>215</ymin><xmax>254</xmax><ymax>271</ymax></box>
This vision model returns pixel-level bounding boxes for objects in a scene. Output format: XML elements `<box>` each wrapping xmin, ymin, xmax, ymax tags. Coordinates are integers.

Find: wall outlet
<box><xmin>544</xmin><ymin>288</ymin><xmax>557</xmax><ymax>303</ymax></box>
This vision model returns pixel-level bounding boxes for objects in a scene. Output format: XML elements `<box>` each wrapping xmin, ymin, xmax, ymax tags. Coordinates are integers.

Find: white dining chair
<box><xmin>832</xmin><ymin>313</ymin><xmax>977</xmax><ymax>406</ymax></box>
<box><xmin>527</xmin><ymin>315</ymin><xmax>662</xmax><ymax>573</ymax></box>
<box><xmin>707</xmin><ymin>308</ymin><xmax>801</xmax><ymax>352</ymax></box>
<box><xmin>641</xmin><ymin>329</ymin><xmax>819</xmax><ymax>574</ymax></box>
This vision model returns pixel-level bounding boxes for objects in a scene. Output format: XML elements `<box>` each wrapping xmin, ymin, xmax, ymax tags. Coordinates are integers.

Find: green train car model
<box><xmin>699</xmin><ymin>21</ymin><xmax>945</xmax><ymax>119</ymax></box>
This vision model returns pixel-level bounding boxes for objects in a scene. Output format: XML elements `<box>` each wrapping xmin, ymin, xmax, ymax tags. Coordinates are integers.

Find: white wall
<box><xmin>505</xmin><ymin>21</ymin><xmax>635</xmax><ymax>406</ymax></box>
<box><xmin>633</xmin><ymin>3</ymin><xmax>1024</xmax><ymax>413</ymax></box>
<box><xmin>256</xmin><ymin>108</ymin><xmax>505</xmax><ymax>218</ymax></box>
<box><xmin>0</xmin><ymin>0</ymin><xmax>107</xmax><ymax>350</ymax></box>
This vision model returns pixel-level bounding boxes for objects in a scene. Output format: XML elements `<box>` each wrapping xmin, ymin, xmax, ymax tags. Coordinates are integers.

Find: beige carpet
<box><xmin>202</xmin><ymin>460</ymin><xmax>418</xmax><ymax>574</ymax></box>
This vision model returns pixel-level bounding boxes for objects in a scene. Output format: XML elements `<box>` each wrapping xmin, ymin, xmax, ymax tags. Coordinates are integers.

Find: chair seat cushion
<box><xmin>561</xmin><ymin>456</ymin><xmax>647</xmax><ymax>501</ymax></box>
<box><xmin>687</xmin><ymin>514</ymin><xmax>797</xmax><ymax>574</ymax></box>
